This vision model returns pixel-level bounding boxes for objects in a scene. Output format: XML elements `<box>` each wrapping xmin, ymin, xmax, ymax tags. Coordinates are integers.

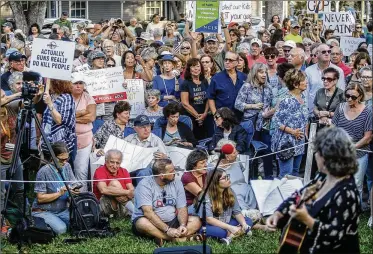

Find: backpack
<box><xmin>69</xmin><ymin>192</ymin><xmax>118</xmax><ymax>238</ymax></box>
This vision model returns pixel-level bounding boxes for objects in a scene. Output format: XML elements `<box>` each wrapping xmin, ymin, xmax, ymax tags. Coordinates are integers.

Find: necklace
<box><xmin>324</xmin><ymin>89</ymin><xmax>331</xmax><ymax>107</ymax></box>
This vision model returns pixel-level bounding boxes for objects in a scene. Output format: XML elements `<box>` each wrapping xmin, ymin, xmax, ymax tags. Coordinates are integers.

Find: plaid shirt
<box><xmin>42</xmin><ymin>94</ymin><xmax>76</xmax><ymax>153</ymax></box>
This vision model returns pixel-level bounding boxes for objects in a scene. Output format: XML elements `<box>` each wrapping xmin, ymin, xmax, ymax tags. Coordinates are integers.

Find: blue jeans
<box><xmin>202</xmin><ymin>217</ymin><xmax>253</xmax><ymax>239</ymax></box>
<box><xmin>355</xmin><ymin>154</ymin><xmax>369</xmax><ymax>200</ymax></box>
<box><xmin>277</xmin><ymin>155</ymin><xmax>303</xmax><ymax>179</ymax></box>
<box><xmin>1</xmin><ymin>157</ymin><xmax>24</xmax><ymax>209</ymax></box>
<box><xmin>367</xmin><ymin>153</ymin><xmax>373</xmax><ymax>194</ymax></box>
<box><xmin>254</xmin><ymin>129</ymin><xmax>273</xmax><ymax>179</ymax></box>
<box><xmin>32</xmin><ymin>208</ymin><xmax>69</xmax><ymax>235</ymax></box>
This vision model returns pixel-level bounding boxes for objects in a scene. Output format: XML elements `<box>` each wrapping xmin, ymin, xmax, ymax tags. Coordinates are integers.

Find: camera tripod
<box><xmin>1</xmin><ymin>97</ymin><xmax>91</xmax><ymax>240</ymax></box>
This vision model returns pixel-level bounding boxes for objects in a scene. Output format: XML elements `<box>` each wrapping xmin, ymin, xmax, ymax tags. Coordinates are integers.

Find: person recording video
<box><xmin>32</xmin><ymin>142</ymin><xmax>81</xmax><ymax>235</ymax></box>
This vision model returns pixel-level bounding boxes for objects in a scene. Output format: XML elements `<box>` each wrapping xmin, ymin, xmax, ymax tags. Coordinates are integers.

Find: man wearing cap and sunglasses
<box><xmin>305</xmin><ymin>43</ymin><xmax>346</xmax><ymax>115</ymax></box>
<box><xmin>284</xmin><ymin>22</ymin><xmax>303</xmax><ymax>43</ymax></box>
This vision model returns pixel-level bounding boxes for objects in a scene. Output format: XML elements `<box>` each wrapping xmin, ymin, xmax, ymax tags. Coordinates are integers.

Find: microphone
<box><xmin>214</xmin><ymin>144</ymin><xmax>235</xmax><ymax>155</ymax></box>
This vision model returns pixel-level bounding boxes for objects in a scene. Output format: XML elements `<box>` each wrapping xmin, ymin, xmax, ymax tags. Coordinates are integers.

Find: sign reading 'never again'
<box><xmin>30</xmin><ymin>38</ymin><xmax>75</xmax><ymax>80</ymax></box>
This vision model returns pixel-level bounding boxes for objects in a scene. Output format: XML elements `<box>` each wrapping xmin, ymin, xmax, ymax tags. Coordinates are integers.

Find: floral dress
<box><xmin>270</xmin><ymin>93</ymin><xmax>308</xmax><ymax>157</ymax></box>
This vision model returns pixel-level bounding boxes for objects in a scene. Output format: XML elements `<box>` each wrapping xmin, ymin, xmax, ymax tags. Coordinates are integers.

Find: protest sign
<box><xmin>125</xmin><ymin>79</ymin><xmax>146</xmax><ymax>118</ymax></box>
<box><xmin>80</xmin><ymin>67</ymin><xmax>126</xmax><ymax>103</ymax></box>
<box><xmin>193</xmin><ymin>0</ymin><xmax>220</xmax><ymax>33</ymax></box>
<box><xmin>322</xmin><ymin>12</ymin><xmax>355</xmax><ymax>36</ymax></box>
<box><xmin>340</xmin><ymin>37</ymin><xmax>366</xmax><ymax>56</ymax></box>
<box><xmin>74</xmin><ymin>63</ymin><xmax>90</xmax><ymax>73</ymax></box>
<box><xmin>220</xmin><ymin>1</ymin><xmax>252</xmax><ymax>23</ymax></box>
<box><xmin>306</xmin><ymin>0</ymin><xmax>331</xmax><ymax>14</ymax></box>
<box><xmin>30</xmin><ymin>38</ymin><xmax>74</xmax><ymax>80</ymax></box>
<box><xmin>186</xmin><ymin>1</ymin><xmax>195</xmax><ymax>21</ymax></box>
<box><xmin>93</xmin><ymin>135</ymin><xmax>158</xmax><ymax>173</ymax></box>
<box><xmin>166</xmin><ymin>146</ymin><xmax>193</xmax><ymax>170</ymax></box>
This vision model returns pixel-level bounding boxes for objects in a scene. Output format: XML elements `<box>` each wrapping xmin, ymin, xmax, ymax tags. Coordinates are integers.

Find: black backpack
<box><xmin>69</xmin><ymin>192</ymin><xmax>117</xmax><ymax>238</ymax></box>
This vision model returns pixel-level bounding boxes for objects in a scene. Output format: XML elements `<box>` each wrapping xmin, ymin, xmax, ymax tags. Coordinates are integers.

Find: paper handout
<box><xmin>251</xmin><ymin>178</ymin><xmax>303</xmax><ymax>216</ymax></box>
<box><xmin>93</xmin><ymin>135</ymin><xmax>158</xmax><ymax>172</ymax></box>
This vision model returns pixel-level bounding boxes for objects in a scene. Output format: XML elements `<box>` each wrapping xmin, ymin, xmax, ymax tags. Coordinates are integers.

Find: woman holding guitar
<box><xmin>267</xmin><ymin>127</ymin><xmax>362</xmax><ymax>254</ymax></box>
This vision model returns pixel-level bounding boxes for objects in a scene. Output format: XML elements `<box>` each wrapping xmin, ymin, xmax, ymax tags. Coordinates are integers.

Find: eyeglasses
<box><xmin>224</xmin><ymin>58</ymin><xmax>237</xmax><ymax>63</ymax></box>
<box><xmin>310</xmin><ymin>54</ymin><xmax>317</xmax><ymax>58</ymax></box>
<box><xmin>303</xmin><ymin>43</ymin><xmax>312</xmax><ymax>46</ymax></box>
<box><xmin>219</xmin><ymin>174</ymin><xmax>230</xmax><ymax>181</ymax></box>
<box><xmin>320</xmin><ymin>50</ymin><xmax>331</xmax><ymax>55</ymax></box>
<box><xmin>181</xmin><ymin>47</ymin><xmax>190</xmax><ymax>50</ymax></box>
<box><xmin>345</xmin><ymin>94</ymin><xmax>359</xmax><ymax>101</ymax></box>
<box><xmin>264</xmin><ymin>54</ymin><xmax>277</xmax><ymax>60</ymax></box>
<box><xmin>283</xmin><ymin>49</ymin><xmax>291</xmax><ymax>53</ymax></box>
<box><xmin>361</xmin><ymin>76</ymin><xmax>373</xmax><ymax>80</ymax></box>
<box><xmin>321</xmin><ymin>77</ymin><xmax>336</xmax><ymax>82</ymax></box>
<box><xmin>162</xmin><ymin>190</ymin><xmax>167</xmax><ymax>204</ymax></box>
<box><xmin>107</xmin><ymin>64</ymin><xmax>115</xmax><ymax>67</ymax></box>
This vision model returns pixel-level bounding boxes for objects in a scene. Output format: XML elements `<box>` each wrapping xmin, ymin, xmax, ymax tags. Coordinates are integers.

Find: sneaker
<box><xmin>368</xmin><ymin>216</ymin><xmax>372</xmax><ymax>228</ymax></box>
<box><xmin>219</xmin><ymin>237</ymin><xmax>231</xmax><ymax>245</ymax></box>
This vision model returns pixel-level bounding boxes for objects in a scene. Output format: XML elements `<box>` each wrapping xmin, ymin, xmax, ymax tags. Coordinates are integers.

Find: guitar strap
<box><xmin>308</xmin><ymin>177</ymin><xmax>351</xmax><ymax>217</ymax></box>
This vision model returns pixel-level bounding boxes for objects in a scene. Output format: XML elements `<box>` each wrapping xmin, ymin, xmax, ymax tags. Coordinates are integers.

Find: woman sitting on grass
<box><xmin>195</xmin><ymin>169</ymin><xmax>253</xmax><ymax>245</ymax></box>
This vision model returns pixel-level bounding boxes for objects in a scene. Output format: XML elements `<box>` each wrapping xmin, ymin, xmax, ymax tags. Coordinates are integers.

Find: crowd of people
<box><xmin>1</xmin><ymin>9</ymin><xmax>373</xmax><ymax>251</ymax></box>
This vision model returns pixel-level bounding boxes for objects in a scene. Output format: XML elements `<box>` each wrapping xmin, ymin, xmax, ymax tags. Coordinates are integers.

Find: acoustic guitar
<box><xmin>277</xmin><ymin>173</ymin><xmax>326</xmax><ymax>254</ymax></box>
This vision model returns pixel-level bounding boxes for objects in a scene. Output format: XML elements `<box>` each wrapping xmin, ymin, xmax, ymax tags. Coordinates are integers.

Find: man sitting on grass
<box><xmin>131</xmin><ymin>159</ymin><xmax>202</xmax><ymax>246</ymax></box>
<box><xmin>93</xmin><ymin>149</ymin><xmax>134</xmax><ymax>217</ymax></box>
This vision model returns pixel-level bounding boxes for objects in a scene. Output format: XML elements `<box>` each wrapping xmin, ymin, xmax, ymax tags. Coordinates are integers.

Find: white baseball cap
<box><xmin>283</xmin><ymin>40</ymin><xmax>296</xmax><ymax>48</ymax></box>
<box><xmin>250</xmin><ymin>38</ymin><xmax>262</xmax><ymax>48</ymax></box>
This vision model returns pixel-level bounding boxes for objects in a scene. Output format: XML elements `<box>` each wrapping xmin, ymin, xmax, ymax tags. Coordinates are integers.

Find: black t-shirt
<box><xmin>180</xmin><ymin>79</ymin><xmax>208</xmax><ymax>115</ymax></box>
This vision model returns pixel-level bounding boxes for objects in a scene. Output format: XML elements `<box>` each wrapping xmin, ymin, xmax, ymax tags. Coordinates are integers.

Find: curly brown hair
<box><xmin>50</xmin><ymin>79</ymin><xmax>72</xmax><ymax>95</ymax></box>
<box><xmin>283</xmin><ymin>69</ymin><xmax>306</xmax><ymax>91</ymax></box>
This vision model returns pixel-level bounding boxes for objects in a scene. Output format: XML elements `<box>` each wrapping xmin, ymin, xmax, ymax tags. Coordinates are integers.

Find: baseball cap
<box><xmin>134</xmin><ymin>115</ymin><xmax>151</xmax><ymax>127</ymax></box>
<box><xmin>8</xmin><ymin>51</ymin><xmax>26</xmax><ymax>61</ymax></box>
<box><xmin>205</xmin><ymin>35</ymin><xmax>218</xmax><ymax>43</ymax></box>
<box><xmin>71</xmin><ymin>73</ymin><xmax>86</xmax><ymax>84</ymax></box>
<box><xmin>283</xmin><ymin>40</ymin><xmax>296</xmax><ymax>48</ymax></box>
<box><xmin>2</xmin><ymin>22</ymin><xmax>13</xmax><ymax>29</ymax></box>
<box><xmin>62</xmin><ymin>11</ymin><xmax>68</xmax><ymax>16</ymax></box>
<box><xmin>250</xmin><ymin>38</ymin><xmax>262</xmax><ymax>48</ymax></box>
<box><xmin>291</xmin><ymin>22</ymin><xmax>300</xmax><ymax>28</ymax></box>
<box><xmin>228</xmin><ymin>22</ymin><xmax>239</xmax><ymax>29</ymax></box>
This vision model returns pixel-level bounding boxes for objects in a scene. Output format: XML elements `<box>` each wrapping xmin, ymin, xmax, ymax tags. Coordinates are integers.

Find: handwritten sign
<box><xmin>322</xmin><ymin>12</ymin><xmax>355</xmax><ymax>36</ymax></box>
<box><xmin>307</xmin><ymin>0</ymin><xmax>331</xmax><ymax>14</ymax></box>
<box><xmin>125</xmin><ymin>79</ymin><xmax>145</xmax><ymax>118</ymax></box>
<box><xmin>340</xmin><ymin>37</ymin><xmax>366</xmax><ymax>56</ymax></box>
<box><xmin>81</xmin><ymin>67</ymin><xmax>127</xmax><ymax>103</ymax></box>
<box><xmin>30</xmin><ymin>38</ymin><xmax>74</xmax><ymax>80</ymax></box>
<box><xmin>193</xmin><ymin>0</ymin><xmax>220</xmax><ymax>33</ymax></box>
<box><xmin>220</xmin><ymin>1</ymin><xmax>252</xmax><ymax>23</ymax></box>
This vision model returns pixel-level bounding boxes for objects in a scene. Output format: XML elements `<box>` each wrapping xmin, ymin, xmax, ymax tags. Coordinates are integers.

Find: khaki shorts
<box><xmin>99</xmin><ymin>195</ymin><xmax>133</xmax><ymax>218</ymax></box>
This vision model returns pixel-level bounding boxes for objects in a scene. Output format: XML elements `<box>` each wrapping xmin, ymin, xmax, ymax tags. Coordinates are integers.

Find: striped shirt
<box><xmin>42</xmin><ymin>94</ymin><xmax>76</xmax><ymax>154</ymax></box>
<box><xmin>332</xmin><ymin>103</ymin><xmax>372</xmax><ymax>158</ymax></box>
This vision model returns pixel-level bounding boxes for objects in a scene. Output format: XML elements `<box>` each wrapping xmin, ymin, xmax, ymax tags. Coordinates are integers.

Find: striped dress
<box><xmin>332</xmin><ymin>103</ymin><xmax>373</xmax><ymax>158</ymax></box>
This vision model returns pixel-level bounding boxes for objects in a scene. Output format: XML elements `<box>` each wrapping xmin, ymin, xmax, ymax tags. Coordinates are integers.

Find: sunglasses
<box><xmin>264</xmin><ymin>54</ymin><xmax>277</xmax><ymax>60</ymax></box>
<box><xmin>224</xmin><ymin>58</ymin><xmax>237</xmax><ymax>63</ymax></box>
<box><xmin>219</xmin><ymin>174</ymin><xmax>230</xmax><ymax>181</ymax></box>
<box><xmin>283</xmin><ymin>49</ymin><xmax>291</xmax><ymax>53</ymax></box>
<box><xmin>305</xmin><ymin>23</ymin><xmax>312</xmax><ymax>26</ymax></box>
<box><xmin>356</xmin><ymin>26</ymin><xmax>362</xmax><ymax>29</ymax></box>
<box><xmin>304</xmin><ymin>43</ymin><xmax>312</xmax><ymax>46</ymax></box>
<box><xmin>321</xmin><ymin>77</ymin><xmax>336</xmax><ymax>82</ymax></box>
<box><xmin>107</xmin><ymin>64</ymin><xmax>115</xmax><ymax>67</ymax></box>
<box><xmin>162</xmin><ymin>190</ymin><xmax>167</xmax><ymax>204</ymax></box>
<box><xmin>321</xmin><ymin>50</ymin><xmax>331</xmax><ymax>55</ymax></box>
<box><xmin>181</xmin><ymin>47</ymin><xmax>190</xmax><ymax>50</ymax></box>
<box><xmin>310</xmin><ymin>54</ymin><xmax>317</xmax><ymax>58</ymax></box>
<box><xmin>345</xmin><ymin>94</ymin><xmax>359</xmax><ymax>101</ymax></box>
<box><xmin>313</xmin><ymin>28</ymin><xmax>319</xmax><ymax>31</ymax></box>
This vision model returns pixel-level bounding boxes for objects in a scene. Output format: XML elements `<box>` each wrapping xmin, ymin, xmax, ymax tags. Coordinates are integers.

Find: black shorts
<box><xmin>132</xmin><ymin>216</ymin><xmax>180</xmax><ymax>238</ymax></box>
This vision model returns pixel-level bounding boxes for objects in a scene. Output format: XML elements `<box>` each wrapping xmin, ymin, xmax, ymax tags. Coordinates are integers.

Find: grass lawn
<box><xmin>1</xmin><ymin>214</ymin><xmax>372</xmax><ymax>253</ymax></box>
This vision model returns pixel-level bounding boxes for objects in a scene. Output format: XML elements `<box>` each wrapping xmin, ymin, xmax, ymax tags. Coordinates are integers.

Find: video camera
<box><xmin>21</xmin><ymin>71</ymin><xmax>42</xmax><ymax>100</ymax></box>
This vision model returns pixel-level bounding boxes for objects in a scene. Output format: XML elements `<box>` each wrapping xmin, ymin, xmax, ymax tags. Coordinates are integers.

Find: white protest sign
<box><xmin>80</xmin><ymin>66</ymin><xmax>126</xmax><ymax>103</ymax></box>
<box><xmin>186</xmin><ymin>1</ymin><xmax>195</xmax><ymax>21</ymax></box>
<box><xmin>220</xmin><ymin>1</ymin><xmax>252</xmax><ymax>23</ymax></box>
<box><xmin>30</xmin><ymin>38</ymin><xmax>74</xmax><ymax>80</ymax></box>
<box><xmin>340</xmin><ymin>37</ymin><xmax>366</xmax><ymax>56</ymax></box>
<box><xmin>166</xmin><ymin>146</ymin><xmax>193</xmax><ymax>170</ymax></box>
<box><xmin>322</xmin><ymin>12</ymin><xmax>355</xmax><ymax>36</ymax></box>
<box><xmin>306</xmin><ymin>0</ymin><xmax>331</xmax><ymax>14</ymax></box>
<box><xmin>93</xmin><ymin>135</ymin><xmax>158</xmax><ymax>173</ymax></box>
<box><xmin>74</xmin><ymin>63</ymin><xmax>90</xmax><ymax>73</ymax></box>
<box><xmin>125</xmin><ymin>79</ymin><xmax>145</xmax><ymax>118</ymax></box>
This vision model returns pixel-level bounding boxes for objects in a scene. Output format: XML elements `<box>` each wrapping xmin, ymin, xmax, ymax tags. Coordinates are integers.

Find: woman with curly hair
<box><xmin>195</xmin><ymin>169</ymin><xmax>253</xmax><ymax>245</ymax></box>
<box><xmin>267</xmin><ymin>127</ymin><xmax>361</xmax><ymax>253</ymax></box>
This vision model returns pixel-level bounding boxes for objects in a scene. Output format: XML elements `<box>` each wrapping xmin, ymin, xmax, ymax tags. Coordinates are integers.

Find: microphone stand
<box><xmin>196</xmin><ymin>152</ymin><xmax>225</xmax><ymax>254</ymax></box>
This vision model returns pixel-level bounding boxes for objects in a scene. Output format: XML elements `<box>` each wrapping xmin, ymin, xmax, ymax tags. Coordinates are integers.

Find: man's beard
<box><xmin>162</xmin><ymin>177</ymin><xmax>174</xmax><ymax>185</ymax></box>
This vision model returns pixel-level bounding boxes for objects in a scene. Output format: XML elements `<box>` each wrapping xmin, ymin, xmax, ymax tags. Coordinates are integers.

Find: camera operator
<box><xmin>0</xmin><ymin>71</ymin><xmax>44</xmax><ymax>214</ymax></box>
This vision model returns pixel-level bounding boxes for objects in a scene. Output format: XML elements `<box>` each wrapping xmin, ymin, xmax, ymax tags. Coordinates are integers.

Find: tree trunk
<box><xmin>8</xmin><ymin>1</ymin><xmax>46</xmax><ymax>34</ymax></box>
<box><xmin>264</xmin><ymin>1</ymin><xmax>284</xmax><ymax>29</ymax></box>
<box><xmin>170</xmin><ymin>1</ymin><xmax>181</xmax><ymax>21</ymax></box>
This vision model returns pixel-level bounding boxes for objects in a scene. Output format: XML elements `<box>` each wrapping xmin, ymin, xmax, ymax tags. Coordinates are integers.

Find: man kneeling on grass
<box><xmin>131</xmin><ymin>159</ymin><xmax>202</xmax><ymax>246</ymax></box>
<box><xmin>93</xmin><ymin>149</ymin><xmax>134</xmax><ymax>217</ymax></box>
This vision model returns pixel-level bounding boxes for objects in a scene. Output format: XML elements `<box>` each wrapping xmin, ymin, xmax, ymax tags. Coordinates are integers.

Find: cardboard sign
<box><xmin>81</xmin><ymin>67</ymin><xmax>127</xmax><ymax>103</ymax></box>
<box><xmin>30</xmin><ymin>38</ymin><xmax>74</xmax><ymax>80</ymax></box>
<box><xmin>322</xmin><ymin>12</ymin><xmax>355</xmax><ymax>36</ymax></box>
<box><xmin>125</xmin><ymin>79</ymin><xmax>146</xmax><ymax>118</ymax></box>
<box><xmin>306</xmin><ymin>0</ymin><xmax>331</xmax><ymax>14</ymax></box>
<box><xmin>340</xmin><ymin>37</ymin><xmax>366</xmax><ymax>56</ymax></box>
<box><xmin>220</xmin><ymin>1</ymin><xmax>252</xmax><ymax>23</ymax></box>
<box><xmin>193</xmin><ymin>0</ymin><xmax>220</xmax><ymax>33</ymax></box>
